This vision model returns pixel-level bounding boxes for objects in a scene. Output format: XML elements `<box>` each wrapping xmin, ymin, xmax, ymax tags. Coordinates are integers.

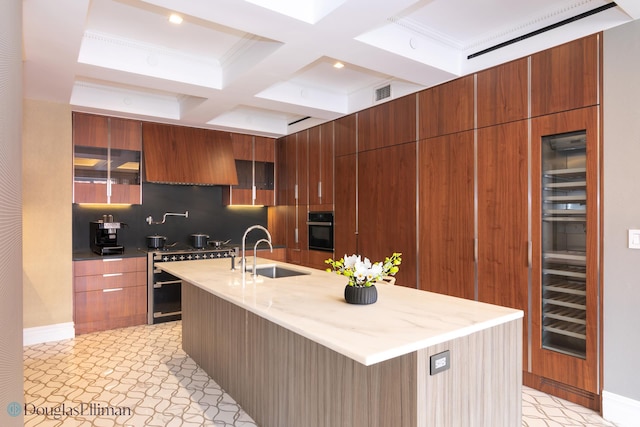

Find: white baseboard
<box><xmin>23</xmin><ymin>322</ymin><xmax>75</xmax><ymax>346</ymax></box>
<box><xmin>602</xmin><ymin>390</ymin><xmax>640</xmax><ymax>427</ymax></box>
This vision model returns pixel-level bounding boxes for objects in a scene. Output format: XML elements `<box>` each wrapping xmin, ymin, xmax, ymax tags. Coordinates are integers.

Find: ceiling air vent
<box><xmin>375</xmin><ymin>84</ymin><xmax>391</xmax><ymax>102</ymax></box>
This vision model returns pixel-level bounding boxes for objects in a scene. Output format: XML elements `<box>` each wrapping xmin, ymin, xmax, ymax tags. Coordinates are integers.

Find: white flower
<box><xmin>343</xmin><ymin>254</ymin><xmax>360</xmax><ymax>269</ymax></box>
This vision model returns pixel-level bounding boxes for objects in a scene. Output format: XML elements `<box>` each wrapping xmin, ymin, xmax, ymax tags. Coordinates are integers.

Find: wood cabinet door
<box><xmin>231</xmin><ymin>133</ymin><xmax>253</xmax><ymax>160</ymax></box>
<box><xmin>530</xmin><ymin>106</ymin><xmax>599</xmax><ymax>394</ymax></box>
<box><xmin>531</xmin><ymin>34</ymin><xmax>599</xmax><ymax>117</ymax></box>
<box><xmin>73</xmin><ymin>112</ymin><xmax>109</xmax><ymax>148</ymax></box>
<box><xmin>419</xmin><ymin>76</ymin><xmax>474</xmax><ymax>139</ymax></box>
<box><xmin>307</xmin><ymin>122</ymin><xmax>334</xmax><ymax>209</ymax></box>
<box><xmin>476</xmin><ymin>58</ymin><xmax>528</xmax><ymax>128</ymax></box>
<box><xmin>319</xmin><ymin>121</ymin><xmax>334</xmax><ymax>207</ymax></box>
<box><xmin>419</xmin><ymin>131</ymin><xmax>474</xmax><ymax>298</ymax></box>
<box><xmin>358</xmin><ymin>143</ymin><xmax>417</xmax><ymax>287</ymax></box>
<box><xmin>275</xmin><ymin>137</ymin><xmax>288</xmax><ymax>205</ymax></box>
<box><xmin>308</xmin><ymin>125</ymin><xmax>322</xmax><ymax>206</ymax></box>
<box><xmin>109</xmin><ymin>117</ymin><xmax>141</xmax><ymax>150</ymax></box>
<box><xmin>334</xmin><ymin>114</ymin><xmax>356</xmax><ymax>157</ymax></box>
<box><xmin>254</xmin><ymin>136</ymin><xmax>275</xmax><ymax>162</ymax></box>
<box><xmin>334</xmin><ymin>154</ymin><xmax>357</xmax><ymax>258</ymax></box>
<box><xmin>477</xmin><ymin>120</ymin><xmax>529</xmax><ymax>367</ymax></box>
<box><xmin>357</xmin><ymin>95</ymin><xmax>416</xmax><ymax>151</ymax></box>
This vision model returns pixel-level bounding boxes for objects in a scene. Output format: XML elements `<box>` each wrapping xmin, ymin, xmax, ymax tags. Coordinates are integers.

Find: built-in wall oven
<box><xmin>147</xmin><ymin>246</ymin><xmax>238</xmax><ymax>324</ymax></box>
<box><xmin>307</xmin><ymin>212</ymin><xmax>334</xmax><ymax>252</ymax></box>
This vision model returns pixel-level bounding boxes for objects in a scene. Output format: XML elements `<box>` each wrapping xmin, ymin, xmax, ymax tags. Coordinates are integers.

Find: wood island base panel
<box><xmin>171</xmin><ymin>258</ymin><xmax>523</xmax><ymax>427</ymax></box>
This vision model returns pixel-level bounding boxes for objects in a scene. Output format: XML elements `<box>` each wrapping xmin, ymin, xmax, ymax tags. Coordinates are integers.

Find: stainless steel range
<box><xmin>147</xmin><ymin>245</ymin><xmax>238</xmax><ymax>324</ymax></box>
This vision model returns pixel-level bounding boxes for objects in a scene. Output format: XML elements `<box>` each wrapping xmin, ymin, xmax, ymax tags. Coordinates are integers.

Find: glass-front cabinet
<box><xmin>73</xmin><ymin>113</ymin><xmax>142</xmax><ymax>204</ymax></box>
<box><xmin>531</xmin><ymin>107</ymin><xmax>599</xmax><ymax>396</ymax></box>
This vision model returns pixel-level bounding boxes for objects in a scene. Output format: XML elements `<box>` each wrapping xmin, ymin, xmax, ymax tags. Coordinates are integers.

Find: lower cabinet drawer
<box><xmin>74</xmin><ymin>285</ymin><xmax>146</xmax><ymax>335</ymax></box>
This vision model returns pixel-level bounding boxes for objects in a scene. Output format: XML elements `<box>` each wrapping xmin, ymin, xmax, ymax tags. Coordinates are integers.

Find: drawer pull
<box><xmin>103</xmin><ymin>273</ymin><xmax>123</xmax><ymax>278</ymax></box>
<box><xmin>102</xmin><ymin>258</ymin><xmax>123</xmax><ymax>262</ymax></box>
<box><xmin>154</xmin><ymin>280</ymin><xmax>181</xmax><ymax>288</ymax></box>
<box><xmin>103</xmin><ymin>287</ymin><xmax>123</xmax><ymax>293</ymax></box>
<box><xmin>154</xmin><ymin>311</ymin><xmax>181</xmax><ymax>318</ymax></box>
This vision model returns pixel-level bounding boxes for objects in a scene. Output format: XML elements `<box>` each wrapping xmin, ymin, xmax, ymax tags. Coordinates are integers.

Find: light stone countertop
<box><xmin>159</xmin><ymin>257</ymin><xmax>523</xmax><ymax>366</ymax></box>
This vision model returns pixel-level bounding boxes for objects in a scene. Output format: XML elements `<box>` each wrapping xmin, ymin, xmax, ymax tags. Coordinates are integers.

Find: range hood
<box><xmin>142</xmin><ymin>122</ymin><xmax>238</xmax><ymax>186</ymax></box>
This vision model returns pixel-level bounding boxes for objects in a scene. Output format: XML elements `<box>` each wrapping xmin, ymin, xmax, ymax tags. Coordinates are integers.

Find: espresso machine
<box><xmin>90</xmin><ymin>215</ymin><xmax>125</xmax><ymax>255</ymax></box>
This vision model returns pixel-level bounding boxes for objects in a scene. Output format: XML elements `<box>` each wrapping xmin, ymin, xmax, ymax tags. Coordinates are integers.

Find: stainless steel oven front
<box><xmin>307</xmin><ymin>212</ymin><xmax>334</xmax><ymax>252</ymax></box>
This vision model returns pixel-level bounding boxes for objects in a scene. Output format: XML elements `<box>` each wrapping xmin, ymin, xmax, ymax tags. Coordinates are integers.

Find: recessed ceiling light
<box><xmin>169</xmin><ymin>14</ymin><xmax>183</xmax><ymax>24</ymax></box>
<box><xmin>333</xmin><ymin>61</ymin><xmax>344</xmax><ymax>69</ymax></box>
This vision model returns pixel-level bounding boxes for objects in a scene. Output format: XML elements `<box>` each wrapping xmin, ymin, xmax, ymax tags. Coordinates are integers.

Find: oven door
<box><xmin>152</xmin><ymin>270</ymin><xmax>182</xmax><ymax>323</ymax></box>
<box><xmin>308</xmin><ymin>212</ymin><xmax>334</xmax><ymax>252</ymax></box>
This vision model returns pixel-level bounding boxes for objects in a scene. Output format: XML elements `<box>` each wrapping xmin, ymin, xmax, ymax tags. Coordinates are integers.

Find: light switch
<box><xmin>629</xmin><ymin>229</ymin><xmax>640</xmax><ymax>249</ymax></box>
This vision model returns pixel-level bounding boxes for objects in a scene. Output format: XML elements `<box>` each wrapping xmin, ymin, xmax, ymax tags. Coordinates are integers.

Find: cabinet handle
<box><xmin>102</xmin><ymin>258</ymin><xmax>123</xmax><ymax>262</ymax></box>
<box><xmin>102</xmin><ymin>287</ymin><xmax>123</xmax><ymax>293</ymax></box>
<box><xmin>474</xmin><ymin>238</ymin><xmax>478</xmax><ymax>263</ymax></box>
<box><xmin>318</xmin><ymin>181</ymin><xmax>322</xmax><ymax>198</ymax></box>
<box><xmin>294</xmin><ymin>184</ymin><xmax>298</xmax><ymax>200</ymax></box>
<box><xmin>528</xmin><ymin>241</ymin><xmax>532</xmax><ymax>268</ymax></box>
<box><xmin>295</xmin><ymin>227</ymin><xmax>299</xmax><ymax>244</ymax></box>
<box><xmin>252</xmin><ymin>185</ymin><xmax>256</xmax><ymax>201</ymax></box>
<box><xmin>103</xmin><ymin>273</ymin><xmax>123</xmax><ymax>278</ymax></box>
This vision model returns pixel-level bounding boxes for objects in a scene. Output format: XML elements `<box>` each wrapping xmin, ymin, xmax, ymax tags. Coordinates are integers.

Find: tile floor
<box><xmin>23</xmin><ymin>322</ymin><xmax>617</xmax><ymax>427</ymax></box>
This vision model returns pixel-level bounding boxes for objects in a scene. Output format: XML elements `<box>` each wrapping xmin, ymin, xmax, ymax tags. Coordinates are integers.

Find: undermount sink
<box><xmin>249</xmin><ymin>264</ymin><xmax>310</xmax><ymax>279</ymax></box>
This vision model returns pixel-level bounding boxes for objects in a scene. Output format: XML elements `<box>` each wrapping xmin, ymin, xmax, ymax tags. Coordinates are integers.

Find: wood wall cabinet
<box><xmin>73</xmin><ymin>112</ymin><xmax>142</xmax><ymax>204</ymax></box>
<box><xmin>476</xmin><ymin>58</ymin><xmax>528</xmax><ymax>127</ymax></box>
<box><xmin>357</xmin><ymin>95</ymin><xmax>416</xmax><ymax>151</ymax></box>
<box><xmin>307</xmin><ymin>122</ymin><xmax>334</xmax><ymax>211</ymax></box>
<box><xmin>223</xmin><ymin>134</ymin><xmax>275</xmax><ymax>206</ymax></box>
<box><xmin>531</xmin><ymin>34</ymin><xmax>599</xmax><ymax>117</ymax></box>
<box><xmin>73</xmin><ymin>256</ymin><xmax>147</xmax><ymax>335</ymax></box>
<box><xmin>418</xmin><ymin>75</ymin><xmax>474</xmax><ymax>139</ymax></box>
<box><xmin>358</xmin><ymin>143</ymin><xmax>417</xmax><ymax>287</ymax></box>
<box><xmin>418</xmin><ymin>131</ymin><xmax>475</xmax><ymax>298</ymax></box>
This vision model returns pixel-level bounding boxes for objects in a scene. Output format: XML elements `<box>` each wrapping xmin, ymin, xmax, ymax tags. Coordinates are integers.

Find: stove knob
<box><xmin>162</xmin><ymin>256</ymin><xmax>169</xmax><ymax>262</ymax></box>
<box><xmin>187</xmin><ymin>255</ymin><xmax>192</xmax><ymax>260</ymax></box>
<box><xmin>179</xmin><ymin>255</ymin><xmax>185</xmax><ymax>261</ymax></box>
<box><xmin>170</xmin><ymin>255</ymin><xmax>177</xmax><ymax>261</ymax></box>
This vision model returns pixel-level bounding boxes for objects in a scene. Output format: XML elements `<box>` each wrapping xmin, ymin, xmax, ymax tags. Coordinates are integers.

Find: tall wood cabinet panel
<box><xmin>334</xmin><ymin>153</ymin><xmax>357</xmax><ymax>258</ymax></box>
<box><xmin>419</xmin><ymin>131</ymin><xmax>474</xmax><ymax>298</ymax></box>
<box><xmin>357</xmin><ymin>143</ymin><xmax>417</xmax><ymax>287</ymax></box>
<box><xmin>334</xmin><ymin>113</ymin><xmax>357</xmax><ymax>258</ymax></box>
<box><xmin>418</xmin><ymin>75</ymin><xmax>474</xmax><ymax>139</ymax></box>
<box><xmin>296</xmin><ymin>131</ymin><xmax>309</xmax><ymax>263</ymax></box>
<box><xmin>530</xmin><ymin>106</ymin><xmax>599</xmax><ymax>400</ymax></box>
<box><xmin>308</xmin><ymin>122</ymin><xmax>334</xmax><ymax>210</ymax></box>
<box><xmin>476</xmin><ymin>58</ymin><xmax>528</xmax><ymax>127</ymax></box>
<box><xmin>476</xmin><ymin>120</ymin><xmax>530</xmax><ymax>366</ymax></box>
<box><xmin>357</xmin><ymin>95</ymin><xmax>416</xmax><ymax>151</ymax></box>
<box><xmin>531</xmin><ymin>34</ymin><xmax>599</xmax><ymax>117</ymax></box>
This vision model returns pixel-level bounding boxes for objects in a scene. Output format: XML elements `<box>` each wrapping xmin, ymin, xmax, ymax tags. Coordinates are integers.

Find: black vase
<box><xmin>344</xmin><ymin>284</ymin><xmax>378</xmax><ymax>305</ymax></box>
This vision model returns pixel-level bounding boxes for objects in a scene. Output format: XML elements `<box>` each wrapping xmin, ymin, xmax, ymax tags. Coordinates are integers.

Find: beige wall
<box><xmin>22</xmin><ymin>99</ymin><xmax>73</xmax><ymax>328</ymax></box>
<box><xmin>1</xmin><ymin>0</ymin><xmax>24</xmax><ymax>425</ymax></box>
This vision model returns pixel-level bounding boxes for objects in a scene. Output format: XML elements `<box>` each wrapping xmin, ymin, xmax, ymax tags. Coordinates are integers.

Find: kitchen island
<box><xmin>159</xmin><ymin>257</ymin><xmax>523</xmax><ymax>427</ymax></box>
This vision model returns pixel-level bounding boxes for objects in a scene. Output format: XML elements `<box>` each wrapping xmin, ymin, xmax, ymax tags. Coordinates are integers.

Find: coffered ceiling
<box><xmin>22</xmin><ymin>0</ymin><xmax>638</xmax><ymax>137</ymax></box>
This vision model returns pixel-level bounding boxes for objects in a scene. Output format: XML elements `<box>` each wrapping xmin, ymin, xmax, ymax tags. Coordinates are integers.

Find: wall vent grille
<box><xmin>375</xmin><ymin>84</ymin><xmax>391</xmax><ymax>102</ymax></box>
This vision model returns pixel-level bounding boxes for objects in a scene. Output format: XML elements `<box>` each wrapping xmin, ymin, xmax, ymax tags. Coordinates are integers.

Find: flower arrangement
<box><xmin>325</xmin><ymin>252</ymin><xmax>402</xmax><ymax>287</ymax></box>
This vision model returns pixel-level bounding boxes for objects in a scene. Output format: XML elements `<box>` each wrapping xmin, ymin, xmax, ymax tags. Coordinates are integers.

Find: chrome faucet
<box><xmin>253</xmin><ymin>239</ymin><xmax>273</xmax><ymax>277</ymax></box>
<box><xmin>241</xmin><ymin>225</ymin><xmax>272</xmax><ymax>274</ymax></box>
